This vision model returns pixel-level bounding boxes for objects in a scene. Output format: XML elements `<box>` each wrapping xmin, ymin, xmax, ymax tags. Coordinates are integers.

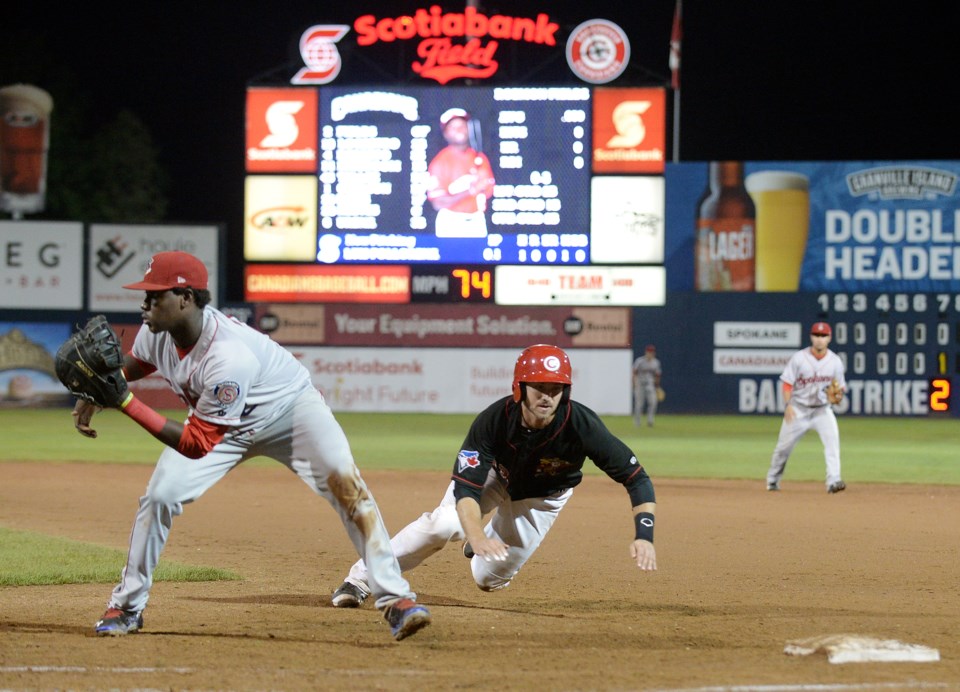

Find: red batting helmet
<box><xmin>511</xmin><ymin>344</ymin><xmax>572</xmax><ymax>402</ymax></box>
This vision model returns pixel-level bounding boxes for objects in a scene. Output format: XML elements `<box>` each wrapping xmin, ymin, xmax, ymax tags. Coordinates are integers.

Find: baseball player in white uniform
<box><xmin>632</xmin><ymin>344</ymin><xmax>661</xmax><ymax>427</ymax></box>
<box><xmin>71</xmin><ymin>251</ymin><xmax>430</xmax><ymax>640</ymax></box>
<box><xmin>766</xmin><ymin>321</ymin><xmax>847</xmax><ymax>493</ymax></box>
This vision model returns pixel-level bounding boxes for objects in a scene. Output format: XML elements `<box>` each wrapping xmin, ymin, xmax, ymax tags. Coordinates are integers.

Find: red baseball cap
<box><xmin>810</xmin><ymin>321</ymin><xmax>831</xmax><ymax>335</ymax></box>
<box><xmin>123</xmin><ymin>251</ymin><xmax>209</xmax><ymax>291</ymax></box>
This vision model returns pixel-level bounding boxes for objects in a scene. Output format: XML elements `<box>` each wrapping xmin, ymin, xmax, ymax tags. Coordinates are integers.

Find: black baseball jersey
<box><xmin>451</xmin><ymin>396</ymin><xmax>654</xmax><ymax>506</ymax></box>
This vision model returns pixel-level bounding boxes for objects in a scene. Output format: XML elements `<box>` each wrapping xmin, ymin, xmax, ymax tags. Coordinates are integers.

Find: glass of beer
<box><xmin>745</xmin><ymin>170</ymin><xmax>809</xmax><ymax>292</ymax></box>
<box><xmin>0</xmin><ymin>83</ymin><xmax>54</xmax><ymax>216</ymax></box>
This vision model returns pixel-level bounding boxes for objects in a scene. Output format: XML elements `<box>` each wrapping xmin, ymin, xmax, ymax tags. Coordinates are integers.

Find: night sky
<box><xmin>8</xmin><ymin>1</ymin><xmax>958</xmax><ymax>301</ymax></box>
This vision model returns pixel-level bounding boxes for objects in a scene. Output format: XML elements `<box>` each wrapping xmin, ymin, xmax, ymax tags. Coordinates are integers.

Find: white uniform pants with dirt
<box><xmin>634</xmin><ymin>383</ymin><xmax>658</xmax><ymax>426</ymax></box>
<box><xmin>107</xmin><ymin>387</ymin><xmax>414</xmax><ymax>614</ymax></box>
<box><xmin>766</xmin><ymin>403</ymin><xmax>842</xmax><ymax>489</ymax></box>
<box><xmin>346</xmin><ymin>471</ymin><xmax>572</xmax><ymax>591</ymax></box>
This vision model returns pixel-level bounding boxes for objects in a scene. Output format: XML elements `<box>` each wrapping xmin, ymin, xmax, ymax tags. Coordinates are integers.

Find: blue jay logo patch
<box><xmin>457</xmin><ymin>450</ymin><xmax>480</xmax><ymax>472</ymax></box>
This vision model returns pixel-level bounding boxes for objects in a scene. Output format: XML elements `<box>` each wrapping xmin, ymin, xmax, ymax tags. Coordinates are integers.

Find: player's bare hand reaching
<box><xmin>631</xmin><ymin>539</ymin><xmax>657</xmax><ymax>571</ymax></box>
<box><xmin>470</xmin><ymin>535</ymin><xmax>509</xmax><ymax>562</ymax></box>
<box><xmin>72</xmin><ymin>399</ymin><xmax>102</xmax><ymax>438</ymax></box>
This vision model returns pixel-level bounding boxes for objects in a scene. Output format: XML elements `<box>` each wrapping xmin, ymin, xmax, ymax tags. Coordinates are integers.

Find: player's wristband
<box><xmin>634</xmin><ymin>512</ymin><xmax>655</xmax><ymax>543</ymax></box>
<box><xmin>121</xmin><ymin>393</ymin><xmax>167</xmax><ymax>436</ymax></box>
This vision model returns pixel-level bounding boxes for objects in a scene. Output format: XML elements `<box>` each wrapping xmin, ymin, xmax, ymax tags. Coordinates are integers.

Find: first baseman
<box><xmin>766</xmin><ymin>321</ymin><xmax>847</xmax><ymax>493</ymax></box>
<box><xmin>330</xmin><ymin>344</ymin><xmax>657</xmax><ymax>607</ymax></box>
<box><xmin>71</xmin><ymin>251</ymin><xmax>430</xmax><ymax>640</ymax></box>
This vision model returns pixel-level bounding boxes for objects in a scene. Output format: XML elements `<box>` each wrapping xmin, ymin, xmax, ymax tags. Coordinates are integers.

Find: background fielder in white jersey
<box><xmin>632</xmin><ymin>344</ymin><xmax>662</xmax><ymax>428</ymax></box>
<box><xmin>766</xmin><ymin>321</ymin><xmax>848</xmax><ymax>494</ymax></box>
<box><xmin>71</xmin><ymin>251</ymin><xmax>430</xmax><ymax>641</ymax></box>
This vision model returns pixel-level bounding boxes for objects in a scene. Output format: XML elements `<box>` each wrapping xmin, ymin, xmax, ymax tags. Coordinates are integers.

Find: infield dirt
<box><xmin>1</xmin><ymin>462</ymin><xmax>957</xmax><ymax>690</ymax></box>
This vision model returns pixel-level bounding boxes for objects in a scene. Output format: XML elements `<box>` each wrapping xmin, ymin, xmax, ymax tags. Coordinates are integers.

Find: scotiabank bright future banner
<box><xmin>292</xmin><ymin>347</ymin><xmax>631</xmax><ymax>414</ymax></box>
<box><xmin>666</xmin><ymin>160</ymin><xmax>960</xmax><ymax>293</ymax></box>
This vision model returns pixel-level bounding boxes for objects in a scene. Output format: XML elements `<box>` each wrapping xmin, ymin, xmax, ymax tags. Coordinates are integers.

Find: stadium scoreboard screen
<box><xmin>244</xmin><ymin>82</ymin><xmax>667</xmax><ymax>305</ymax></box>
<box><xmin>318</xmin><ymin>86</ymin><xmax>592</xmax><ymax>265</ymax></box>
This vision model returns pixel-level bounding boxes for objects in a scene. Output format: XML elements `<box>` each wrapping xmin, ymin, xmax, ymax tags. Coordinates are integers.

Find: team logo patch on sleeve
<box><xmin>213</xmin><ymin>381</ymin><xmax>241</xmax><ymax>405</ymax></box>
<box><xmin>457</xmin><ymin>450</ymin><xmax>480</xmax><ymax>472</ymax></box>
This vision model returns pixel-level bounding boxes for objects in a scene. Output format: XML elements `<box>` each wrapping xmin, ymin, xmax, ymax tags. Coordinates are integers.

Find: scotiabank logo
<box><xmin>592</xmin><ymin>88</ymin><xmax>666</xmax><ymax>174</ymax></box>
<box><xmin>292</xmin><ymin>25</ymin><xmax>350</xmax><ymax>85</ymax></box>
<box><xmin>353</xmin><ymin>7</ymin><xmax>559</xmax><ymax>84</ymax></box>
<box><xmin>246</xmin><ymin>89</ymin><xmax>318</xmax><ymax>173</ymax></box>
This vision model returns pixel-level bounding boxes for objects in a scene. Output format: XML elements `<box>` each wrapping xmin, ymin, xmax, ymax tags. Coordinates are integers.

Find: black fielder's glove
<box><xmin>55</xmin><ymin>315</ymin><xmax>129</xmax><ymax>408</ymax></box>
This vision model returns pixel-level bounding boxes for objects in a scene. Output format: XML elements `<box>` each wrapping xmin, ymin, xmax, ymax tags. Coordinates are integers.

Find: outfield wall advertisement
<box><xmin>649</xmin><ymin>161</ymin><xmax>960</xmax><ymax>417</ymax></box>
<box><xmin>0</xmin><ymin>221</ymin><xmax>83</xmax><ymax>309</ymax></box>
<box><xmin>666</xmin><ymin>160</ymin><xmax>960</xmax><ymax>294</ymax></box>
<box><xmin>292</xmin><ymin>347</ymin><xmax>632</xmax><ymax>414</ymax></box>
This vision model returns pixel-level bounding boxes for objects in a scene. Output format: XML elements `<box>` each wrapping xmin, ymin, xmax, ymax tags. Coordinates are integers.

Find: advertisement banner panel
<box><xmin>590</xmin><ymin>176</ymin><xmax>664</xmax><ymax>263</ymax></box>
<box><xmin>496</xmin><ymin>265</ymin><xmax>665</xmax><ymax>306</ymax></box>
<box><xmin>245</xmin><ymin>264</ymin><xmax>410</xmax><ymax>303</ymax></box>
<box><xmin>0</xmin><ymin>84</ymin><xmax>53</xmax><ymax>215</ymax></box>
<box><xmin>591</xmin><ymin>87</ymin><xmax>665</xmax><ymax>174</ymax></box>
<box><xmin>0</xmin><ymin>321</ymin><xmax>72</xmax><ymax>407</ymax></box>
<box><xmin>0</xmin><ymin>221</ymin><xmax>83</xmax><ymax>309</ymax></box>
<box><xmin>295</xmin><ymin>347</ymin><xmax>631</xmax><ymax>414</ymax></box>
<box><xmin>666</xmin><ymin>160</ymin><xmax>960</xmax><ymax>293</ymax></box>
<box><xmin>245</xmin><ymin>88</ymin><xmax>318</xmax><ymax>173</ymax></box>
<box><xmin>244</xmin><ymin>175</ymin><xmax>318</xmax><ymax>261</ymax></box>
<box><xmin>252</xmin><ymin>303</ymin><xmax>630</xmax><ymax>347</ymax></box>
<box><xmin>88</xmin><ymin>225</ymin><xmax>221</xmax><ymax>312</ymax></box>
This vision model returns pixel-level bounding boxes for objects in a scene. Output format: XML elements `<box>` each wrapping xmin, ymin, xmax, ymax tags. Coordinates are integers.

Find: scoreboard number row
<box><xmin>817</xmin><ymin>292</ymin><xmax>960</xmax><ymax>316</ymax></box>
<box><xmin>817</xmin><ymin>293</ymin><xmax>959</xmax><ymax>413</ymax></box>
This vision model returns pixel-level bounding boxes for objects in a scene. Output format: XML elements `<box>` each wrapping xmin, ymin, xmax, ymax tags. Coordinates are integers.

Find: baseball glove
<box><xmin>825</xmin><ymin>379</ymin><xmax>844</xmax><ymax>405</ymax></box>
<box><xmin>55</xmin><ymin>315</ymin><xmax>129</xmax><ymax>408</ymax></box>
<box><xmin>656</xmin><ymin>386</ymin><xmax>666</xmax><ymax>402</ymax></box>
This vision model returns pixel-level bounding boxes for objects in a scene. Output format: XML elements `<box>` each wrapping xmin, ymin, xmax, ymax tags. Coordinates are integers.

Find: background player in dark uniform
<box><xmin>330</xmin><ymin>344</ymin><xmax>657</xmax><ymax>606</ymax></box>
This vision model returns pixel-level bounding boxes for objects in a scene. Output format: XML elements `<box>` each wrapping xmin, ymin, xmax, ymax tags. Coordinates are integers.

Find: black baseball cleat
<box><xmin>827</xmin><ymin>480</ymin><xmax>847</xmax><ymax>494</ymax></box>
<box><xmin>766</xmin><ymin>482</ymin><xmax>780</xmax><ymax>491</ymax></box>
<box><xmin>331</xmin><ymin>581</ymin><xmax>369</xmax><ymax>608</ymax></box>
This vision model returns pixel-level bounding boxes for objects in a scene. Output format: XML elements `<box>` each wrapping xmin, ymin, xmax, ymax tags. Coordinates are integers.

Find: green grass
<box><xmin>0</xmin><ymin>526</ymin><xmax>240</xmax><ymax>586</ymax></box>
<box><xmin>2</xmin><ymin>408</ymin><xmax>957</xmax><ymax>587</ymax></box>
<box><xmin>3</xmin><ymin>408</ymin><xmax>958</xmax><ymax>485</ymax></box>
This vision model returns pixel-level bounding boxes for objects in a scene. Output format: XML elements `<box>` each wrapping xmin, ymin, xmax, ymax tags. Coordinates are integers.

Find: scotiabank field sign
<box><xmin>290</xmin><ymin>7</ymin><xmax>629</xmax><ymax>85</ymax></box>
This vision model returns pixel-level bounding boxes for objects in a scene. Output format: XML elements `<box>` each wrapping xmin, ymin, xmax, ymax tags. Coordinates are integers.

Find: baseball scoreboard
<box><xmin>243</xmin><ymin>83</ymin><xmax>667</xmax><ymax>306</ymax></box>
<box><xmin>317</xmin><ymin>85</ymin><xmax>591</xmax><ymax>265</ymax></box>
<box><xmin>814</xmin><ymin>291</ymin><xmax>956</xmax><ymax>413</ymax></box>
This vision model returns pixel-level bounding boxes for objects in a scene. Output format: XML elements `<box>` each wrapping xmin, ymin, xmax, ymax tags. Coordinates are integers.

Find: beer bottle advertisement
<box><xmin>695</xmin><ymin>161</ymin><xmax>756</xmax><ymax>291</ymax></box>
